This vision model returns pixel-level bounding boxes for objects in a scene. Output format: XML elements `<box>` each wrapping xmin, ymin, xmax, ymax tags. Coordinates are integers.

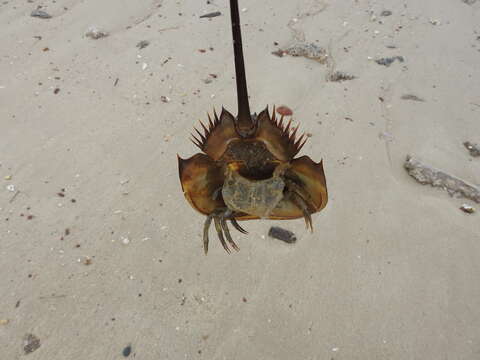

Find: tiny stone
<box><xmin>199</xmin><ymin>11</ymin><xmax>222</xmax><ymax>18</ymax></box>
<box><xmin>375</xmin><ymin>56</ymin><xmax>404</xmax><ymax>66</ymax></box>
<box><xmin>380</xmin><ymin>10</ymin><xmax>392</xmax><ymax>16</ymax></box>
<box><xmin>122</xmin><ymin>345</ymin><xmax>132</xmax><ymax>357</ymax></box>
<box><xmin>268</xmin><ymin>227</ymin><xmax>297</xmax><ymax>244</ymax></box>
<box><xmin>463</xmin><ymin>141</ymin><xmax>480</xmax><ymax>157</ymax></box>
<box><xmin>283</xmin><ymin>42</ymin><xmax>328</xmax><ymax>63</ymax></box>
<box><xmin>31</xmin><ymin>9</ymin><xmax>51</xmax><ymax>19</ymax></box>
<box><xmin>460</xmin><ymin>204</ymin><xmax>475</xmax><ymax>214</ymax></box>
<box><xmin>23</xmin><ymin>333</ymin><xmax>41</xmax><ymax>354</ymax></box>
<box><xmin>136</xmin><ymin>40</ymin><xmax>150</xmax><ymax>49</ymax></box>
<box><xmin>401</xmin><ymin>94</ymin><xmax>425</xmax><ymax>102</ymax></box>
<box><xmin>85</xmin><ymin>26</ymin><xmax>109</xmax><ymax>40</ymax></box>
<box><xmin>328</xmin><ymin>71</ymin><xmax>356</xmax><ymax>82</ymax></box>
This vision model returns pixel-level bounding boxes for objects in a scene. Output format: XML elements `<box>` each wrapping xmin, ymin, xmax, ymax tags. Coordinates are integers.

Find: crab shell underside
<box><xmin>178</xmin><ymin>106</ymin><xmax>328</xmax><ymax>221</ymax></box>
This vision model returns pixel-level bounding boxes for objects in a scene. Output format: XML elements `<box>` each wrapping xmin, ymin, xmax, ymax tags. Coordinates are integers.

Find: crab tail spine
<box><xmin>230</xmin><ymin>0</ymin><xmax>252</xmax><ymax>130</ymax></box>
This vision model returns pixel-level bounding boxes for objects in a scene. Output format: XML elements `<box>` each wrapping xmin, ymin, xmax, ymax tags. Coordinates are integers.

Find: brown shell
<box><xmin>179</xmin><ymin>107</ymin><xmax>328</xmax><ymax>220</ymax></box>
<box><xmin>191</xmin><ymin>106</ymin><xmax>307</xmax><ymax>162</ymax></box>
<box><xmin>178</xmin><ymin>153</ymin><xmax>224</xmax><ymax>215</ymax></box>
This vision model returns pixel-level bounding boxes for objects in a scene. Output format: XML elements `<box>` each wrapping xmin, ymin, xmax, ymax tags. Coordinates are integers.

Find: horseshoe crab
<box><xmin>178</xmin><ymin>0</ymin><xmax>328</xmax><ymax>254</ymax></box>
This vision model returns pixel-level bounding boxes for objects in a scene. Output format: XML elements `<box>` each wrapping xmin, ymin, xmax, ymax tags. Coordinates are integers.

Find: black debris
<box><xmin>328</xmin><ymin>71</ymin><xmax>356</xmax><ymax>82</ymax></box>
<box><xmin>401</xmin><ymin>94</ymin><xmax>425</xmax><ymax>102</ymax></box>
<box><xmin>375</xmin><ymin>56</ymin><xmax>404</xmax><ymax>66</ymax></box>
<box><xmin>464</xmin><ymin>141</ymin><xmax>480</xmax><ymax>157</ymax></box>
<box><xmin>31</xmin><ymin>9</ymin><xmax>52</xmax><ymax>19</ymax></box>
<box><xmin>123</xmin><ymin>345</ymin><xmax>132</xmax><ymax>357</ymax></box>
<box><xmin>268</xmin><ymin>227</ymin><xmax>297</xmax><ymax>244</ymax></box>
<box><xmin>200</xmin><ymin>11</ymin><xmax>222</xmax><ymax>18</ymax></box>
<box><xmin>23</xmin><ymin>334</ymin><xmax>41</xmax><ymax>354</ymax></box>
<box><xmin>136</xmin><ymin>40</ymin><xmax>150</xmax><ymax>49</ymax></box>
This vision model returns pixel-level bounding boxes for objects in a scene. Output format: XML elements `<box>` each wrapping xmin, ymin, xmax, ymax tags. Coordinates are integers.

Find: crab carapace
<box><xmin>178</xmin><ymin>0</ymin><xmax>328</xmax><ymax>254</ymax></box>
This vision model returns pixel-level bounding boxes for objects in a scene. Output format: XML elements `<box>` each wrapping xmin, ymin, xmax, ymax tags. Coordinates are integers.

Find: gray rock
<box><xmin>404</xmin><ymin>155</ymin><xmax>480</xmax><ymax>203</ymax></box>
<box><xmin>375</xmin><ymin>56</ymin><xmax>404</xmax><ymax>66</ymax></box>
<box><xmin>31</xmin><ymin>9</ymin><xmax>51</xmax><ymax>19</ymax></box>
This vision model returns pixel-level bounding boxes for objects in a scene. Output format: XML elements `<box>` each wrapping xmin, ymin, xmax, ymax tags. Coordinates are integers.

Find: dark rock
<box><xmin>200</xmin><ymin>11</ymin><xmax>222</xmax><ymax>18</ymax></box>
<box><xmin>401</xmin><ymin>94</ymin><xmax>425</xmax><ymax>102</ymax></box>
<box><xmin>404</xmin><ymin>155</ymin><xmax>480</xmax><ymax>203</ymax></box>
<box><xmin>375</xmin><ymin>56</ymin><xmax>404</xmax><ymax>66</ymax></box>
<box><xmin>123</xmin><ymin>345</ymin><xmax>132</xmax><ymax>357</ymax></box>
<box><xmin>268</xmin><ymin>227</ymin><xmax>297</xmax><ymax>244</ymax></box>
<box><xmin>23</xmin><ymin>334</ymin><xmax>41</xmax><ymax>354</ymax></box>
<box><xmin>328</xmin><ymin>71</ymin><xmax>356</xmax><ymax>82</ymax></box>
<box><xmin>464</xmin><ymin>141</ymin><xmax>480</xmax><ymax>157</ymax></box>
<box><xmin>31</xmin><ymin>9</ymin><xmax>51</xmax><ymax>19</ymax></box>
<box><xmin>136</xmin><ymin>40</ymin><xmax>150</xmax><ymax>49</ymax></box>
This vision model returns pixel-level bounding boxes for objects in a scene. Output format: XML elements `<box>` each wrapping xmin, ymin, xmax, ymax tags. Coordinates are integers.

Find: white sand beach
<box><xmin>1</xmin><ymin>0</ymin><xmax>480</xmax><ymax>359</ymax></box>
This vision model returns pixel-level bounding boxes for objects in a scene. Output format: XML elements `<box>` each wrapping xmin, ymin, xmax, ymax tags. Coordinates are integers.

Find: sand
<box><xmin>1</xmin><ymin>0</ymin><xmax>480</xmax><ymax>359</ymax></box>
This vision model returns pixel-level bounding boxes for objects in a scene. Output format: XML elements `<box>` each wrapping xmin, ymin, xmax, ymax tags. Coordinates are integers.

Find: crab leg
<box><xmin>230</xmin><ymin>218</ymin><xmax>248</xmax><ymax>234</ymax></box>
<box><xmin>221</xmin><ymin>217</ymin><xmax>240</xmax><ymax>251</ymax></box>
<box><xmin>203</xmin><ymin>209</ymin><xmax>247</xmax><ymax>254</ymax></box>
<box><xmin>289</xmin><ymin>191</ymin><xmax>314</xmax><ymax>232</ymax></box>
<box><xmin>203</xmin><ymin>215</ymin><xmax>213</xmax><ymax>255</ymax></box>
<box><xmin>214</xmin><ymin>216</ymin><xmax>231</xmax><ymax>253</ymax></box>
<box><xmin>284</xmin><ymin>178</ymin><xmax>316</xmax><ymax>210</ymax></box>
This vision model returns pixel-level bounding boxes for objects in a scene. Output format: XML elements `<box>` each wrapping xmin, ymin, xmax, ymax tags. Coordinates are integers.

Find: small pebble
<box><xmin>401</xmin><ymin>94</ymin><xmax>425</xmax><ymax>102</ymax></box>
<box><xmin>375</xmin><ymin>56</ymin><xmax>404</xmax><ymax>66</ymax></box>
<box><xmin>380</xmin><ymin>10</ymin><xmax>392</xmax><ymax>16</ymax></box>
<box><xmin>460</xmin><ymin>204</ymin><xmax>475</xmax><ymax>214</ymax></box>
<box><xmin>122</xmin><ymin>345</ymin><xmax>132</xmax><ymax>357</ymax></box>
<box><xmin>31</xmin><ymin>9</ymin><xmax>51</xmax><ymax>19</ymax></box>
<box><xmin>199</xmin><ymin>11</ymin><xmax>222</xmax><ymax>18</ymax></box>
<box><xmin>328</xmin><ymin>71</ymin><xmax>356</xmax><ymax>82</ymax></box>
<box><xmin>463</xmin><ymin>141</ymin><xmax>480</xmax><ymax>157</ymax></box>
<box><xmin>268</xmin><ymin>227</ymin><xmax>297</xmax><ymax>244</ymax></box>
<box><xmin>136</xmin><ymin>40</ymin><xmax>150</xmax><ymax>49</ymax></box>
<box><xmin>85</xmin><ymin>26</ymin><xmax>109</xmax><ymax>39</ymax></box>
<box><xmin>23</xmin><ymin>334</ymin><xmax>41</xmax><ymax>354</ymax></box>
